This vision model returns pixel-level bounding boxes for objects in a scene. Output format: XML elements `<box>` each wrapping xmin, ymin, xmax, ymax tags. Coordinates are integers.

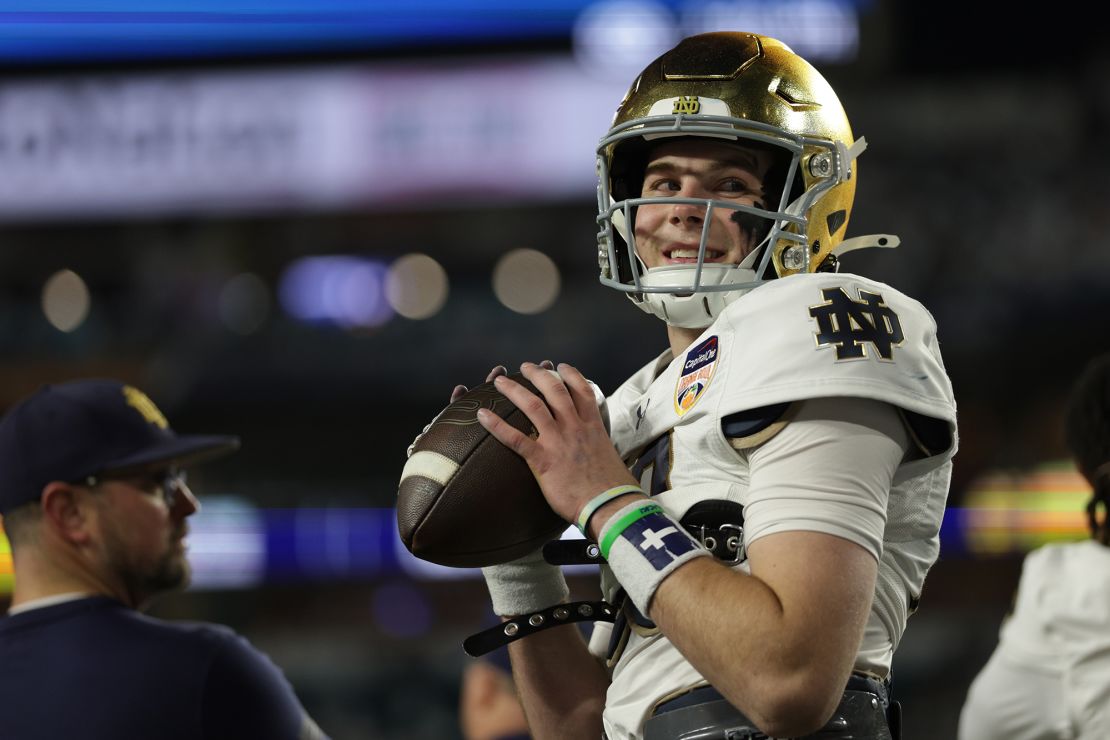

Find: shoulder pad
<box><xmin>722</xmin><ymin>402</ymin><xmax>793</xmax><ymax>450</ymax></box>
<box><xmin>710</xmin><ymin>274</ymin><xmax>956</xmax><ymax>427</ymax></box>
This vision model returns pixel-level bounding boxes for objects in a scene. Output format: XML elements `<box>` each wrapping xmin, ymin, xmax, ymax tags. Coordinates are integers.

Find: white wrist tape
<box><xmin>481</xmin><ymin>549</ymin><xmax>569</xmax><ymax>617</ymax></box>
<box><xmin>598</xmin><ymin>499</ymin><xmax>710</xmax><ymax>615</ymax></box>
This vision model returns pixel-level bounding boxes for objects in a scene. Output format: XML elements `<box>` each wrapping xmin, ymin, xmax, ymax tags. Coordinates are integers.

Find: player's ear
<box><xmin>41</xmin><ymin>482</ymin><xmax>95</xmax><ymax>545</ymax></box>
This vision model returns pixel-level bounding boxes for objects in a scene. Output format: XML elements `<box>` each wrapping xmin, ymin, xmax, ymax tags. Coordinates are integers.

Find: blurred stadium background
<box><xmin>0</xmin><ymin>2</ymin><xmax>1107</xmax><ymax>737</ymax></box>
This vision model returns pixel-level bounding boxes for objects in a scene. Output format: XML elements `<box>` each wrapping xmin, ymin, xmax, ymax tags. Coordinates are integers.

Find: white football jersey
<box><xmin>588</xmin><ymin>272</ymin><xmax>958</xmax><ymax>738</ymax></box>
<box><xmin>958</xmin><ymin>540</ymin><xmax>1110</xmax><ymax>740</ymax></box>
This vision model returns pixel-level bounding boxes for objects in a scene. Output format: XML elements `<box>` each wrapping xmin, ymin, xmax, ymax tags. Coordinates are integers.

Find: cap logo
<box><xmin>671</xmin><ymin>96</ymin><xmax>700</xmax><ymax>115</ymax></box>
<box><xmin>122</xmin><ymin>386</ymin><xmax>169</xmax><ymax>429</ymax></box>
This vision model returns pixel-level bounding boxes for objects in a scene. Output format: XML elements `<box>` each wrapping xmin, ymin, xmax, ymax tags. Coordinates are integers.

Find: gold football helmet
<box><xmin>596</xmin><ymin>31</ymin><xmax>896</xmax><ymax>328</ymax></box>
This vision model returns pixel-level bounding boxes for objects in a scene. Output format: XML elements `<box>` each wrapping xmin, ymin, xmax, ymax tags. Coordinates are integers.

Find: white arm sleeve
<box><xmin>742</xmin><ymin>396</ymin><xmax>910</xmax><ymax>560</ymax></box>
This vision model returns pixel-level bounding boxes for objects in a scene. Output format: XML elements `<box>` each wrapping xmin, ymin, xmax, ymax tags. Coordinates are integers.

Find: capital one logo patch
<box><xmin>808</xmin><ymin>287</ymin><xmax>904</xmax><ymax>361</ymax></box>
<box><xmin>674</xmin><ymin>335</ymin><xmax>718</xmax><ymax>415</ymax></box>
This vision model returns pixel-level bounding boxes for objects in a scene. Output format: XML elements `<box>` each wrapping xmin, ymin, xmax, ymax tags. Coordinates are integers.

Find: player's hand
<box><xmin>477</xmin><ymin>361</ymin><xmax>638</xmax><ymax>524</ymax></box>
<box><xmin>408</xmin><ymin>362</ymin><xmax>558</xmax><ymax>459</ymax></box>
<box><xmin>408</xmin><ymin>365</ymin><xmax>516</xmax><ymax>459</ymax></box>
<box><xmin>449</xmin><ymin>361</ymin><xmax>555</xmax><ymax>403</ymax></box>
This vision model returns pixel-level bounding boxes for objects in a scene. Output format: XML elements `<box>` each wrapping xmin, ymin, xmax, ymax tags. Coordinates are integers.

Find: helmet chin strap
<box><xmin>832</xmin><ymin>233</ymin><xmax>900</xmax><ymax>256</ymax></box>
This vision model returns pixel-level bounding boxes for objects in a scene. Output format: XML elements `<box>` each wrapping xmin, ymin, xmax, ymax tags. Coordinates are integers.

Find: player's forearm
<box><xmin>649</xmin><ymin>557</ymin><xmax>860</xmax><ymax>737</ymax></box>
<box><xmin>506</xmin><ymin>622</ymin><xmax>609</xmax><ymax>739</ymax></box>
<box><xmin>586</xmin><ymin>496</ymin><xmax>842</xmax><ymax>729</ymax></box>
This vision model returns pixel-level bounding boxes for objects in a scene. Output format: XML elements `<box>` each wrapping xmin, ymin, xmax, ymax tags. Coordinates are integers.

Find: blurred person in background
<box><xmin>459</xmin><ymin>647</ymin><xmax>531</xmax><ymax>740</ymax></box>
<box><xmin>0</xmin><ymin>379</ymin><xmax>328</xmax><ymax>740</ymax></box>
<box><xmin>459</xmin><ymin>31</ymin><xmax>957</xmax><ymax>740</ymax></box>
<box><xmin>958</xmin><ymin>353</ymin><xmax>1110</xmax><ymax>740</ymax></box>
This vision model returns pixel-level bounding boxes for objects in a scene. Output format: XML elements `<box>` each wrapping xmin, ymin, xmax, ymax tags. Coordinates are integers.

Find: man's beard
<box><xmin>102</xmin><ymin>524</ymin><xmax>191</xmax><ymax>603</ymax></box>
<box><xmin>142</xmin><ymin>542</ymin><xmax>191</xmax><ymax>594</ymax></box>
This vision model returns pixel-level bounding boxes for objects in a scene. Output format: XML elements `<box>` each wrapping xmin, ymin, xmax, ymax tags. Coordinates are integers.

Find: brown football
<box><xmin>396</xmin><ymin>373</ymin><xmax>567</xmax><ymax>568</ymax></box>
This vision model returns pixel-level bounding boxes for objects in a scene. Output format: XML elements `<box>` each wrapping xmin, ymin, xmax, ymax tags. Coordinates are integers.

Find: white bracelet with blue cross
<box><xmin>597</xmin><ymin>499</ymin><xmax>710</xmax><ymax>614</ymax></box>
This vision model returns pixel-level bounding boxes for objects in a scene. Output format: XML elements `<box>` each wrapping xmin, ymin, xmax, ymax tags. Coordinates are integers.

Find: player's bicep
<box><xmin>742</xmin><ymin>397</ymin><xmax>909</xmax><ymax>559</ymax></box>
<box><xmin>746</xmin><ymin>529</ymin><xmax>877</xmax><ymax>657</ymax></box>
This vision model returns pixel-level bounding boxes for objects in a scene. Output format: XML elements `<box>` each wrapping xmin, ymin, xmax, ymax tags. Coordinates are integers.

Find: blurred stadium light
<box><xmin>278</xmin><ymin>255</ymin><xmax>394</xmax><ymax>329</ymax></box>
<box><xmin>957</xmin><ymin>461</ymin><xmax>1092</xmax><ymax>555</ymax></box>
<box><xmin>0</xmin><ymin>0</ymin><xmax>863</xmax><ymax>66</ymax></box>
<box><xmin>41</xmin><ymin>269</ymin><xmax>91</xmax><ymax>332</ymax></box>
<box><xmin>385</xmin><ymin>254</ymin><xmax>450</xmax><ymax>321</ymax></box>
<box><xmin>492</xmin><ymin>248</ymin><xmax>562</xmax><ymax>314</ymax></box>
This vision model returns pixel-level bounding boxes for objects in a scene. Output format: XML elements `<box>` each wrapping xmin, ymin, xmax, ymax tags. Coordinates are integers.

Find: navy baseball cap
<box><xmin>0</xmin><ymin>379</ymin><xmax>240</xmax><ymax>514</ymax></box>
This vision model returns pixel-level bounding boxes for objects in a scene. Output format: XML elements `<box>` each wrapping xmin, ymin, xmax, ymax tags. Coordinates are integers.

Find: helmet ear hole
<box><xmin>610</xmin><ymin>139</ymin><xmax>652</xmax><ymax>203</ymax></box>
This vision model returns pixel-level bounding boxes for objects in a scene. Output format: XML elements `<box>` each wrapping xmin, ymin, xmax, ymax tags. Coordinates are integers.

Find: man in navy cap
<box><xmin>0</xmin><ymin>379</ymin><xmax>328</xmax><ymax>740</ymax></box>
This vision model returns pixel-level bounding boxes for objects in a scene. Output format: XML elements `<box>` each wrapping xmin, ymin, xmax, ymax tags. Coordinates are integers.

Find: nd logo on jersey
<box><xmin>808</xmin><ymin>287</ymin><xmax>904</xmax><ymax>361</ymax></box>
<box><xmin>675</xmin><ymin>335</ymin><xmax>718</xmax><ymax>415</ymax></box>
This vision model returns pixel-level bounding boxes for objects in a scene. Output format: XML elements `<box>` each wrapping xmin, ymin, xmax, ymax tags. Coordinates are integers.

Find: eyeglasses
<box><xmin>82</xmin><ymin>468</ymin><xmax>189</xmax><ymax>507</ymax></box>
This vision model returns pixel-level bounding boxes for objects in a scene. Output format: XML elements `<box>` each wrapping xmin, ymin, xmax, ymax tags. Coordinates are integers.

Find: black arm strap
<box><xmin>462</xmin><ymin>601</ymin><xmax>617</xmax><ymax>657</ymax></box>
<box><xmin>542</xmin><ymin>538</ymin><xmax>604</xmax><ymax>565</ymax></box>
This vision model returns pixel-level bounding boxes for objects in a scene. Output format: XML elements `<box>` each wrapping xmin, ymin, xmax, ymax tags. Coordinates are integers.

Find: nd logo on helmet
<box><xmin>672</xmin><ymin>96</ymin><xmax>700</xmax><ymax>115</ymax></box>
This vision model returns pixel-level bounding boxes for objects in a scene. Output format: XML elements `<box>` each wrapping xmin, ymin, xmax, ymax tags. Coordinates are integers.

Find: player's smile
<box><xmin>633</xmin><ymin>139</ymin><xmax>773</xmax><ymax>272</ymax></box>
<box><xmin>662</xmin><ymin>243</ymin><xmax>727</xmax><ymax>264</ymax></box>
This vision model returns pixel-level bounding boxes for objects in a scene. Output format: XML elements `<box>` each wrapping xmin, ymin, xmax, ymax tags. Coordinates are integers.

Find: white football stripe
<box><xmin>401</xmin><ymin>451</ymin><xmax>460</xmax><ymax>487</ymax></box>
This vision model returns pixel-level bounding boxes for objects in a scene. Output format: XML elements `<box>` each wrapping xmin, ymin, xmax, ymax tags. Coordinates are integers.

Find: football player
<box><xmin>958</xmin><ymin>353</ymin><xmax>1110</xmax><ymax>740</ymax></box>
<box><xmin>468</xmin><ymin>32</ymin><xmax>957</xmax><ymax>739</ymax></box>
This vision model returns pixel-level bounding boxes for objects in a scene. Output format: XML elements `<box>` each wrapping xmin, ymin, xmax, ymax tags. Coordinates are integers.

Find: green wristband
<box><xmin>576</xmin><ymin>485</ymin><xmax>644</xmax><ymax>536</ymax></box>
<box><xmin>600</xmin><ymin>503</ymin><xmax>664</xmax><ymax>560</ymax></box>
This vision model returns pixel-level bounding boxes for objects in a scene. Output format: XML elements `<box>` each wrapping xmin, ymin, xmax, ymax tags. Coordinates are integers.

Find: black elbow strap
<box><xmin>463</xmin><ymin>600</ymin><xmax>617</xmax><ymax>657</ymax></box>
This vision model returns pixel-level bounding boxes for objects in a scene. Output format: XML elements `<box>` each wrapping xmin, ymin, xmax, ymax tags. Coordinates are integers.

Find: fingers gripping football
<box><xmin>448</xmin><ymin>361</ymin><xmax>554</xmax><ymax>404</ymax></box>
<box><xmin>409</xmin><ymin>362</ymin><xmax>554</xmax><ymax>458</ymax></box>
<box><xmin>397</xmin><ymin>363</ymin><xmax>572</xmax><ymax>568</ymax></box>
<box><xmin>477</xmin><ymin>362</ymin><xmax>637</xmax><ymax>523</ymax></box>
